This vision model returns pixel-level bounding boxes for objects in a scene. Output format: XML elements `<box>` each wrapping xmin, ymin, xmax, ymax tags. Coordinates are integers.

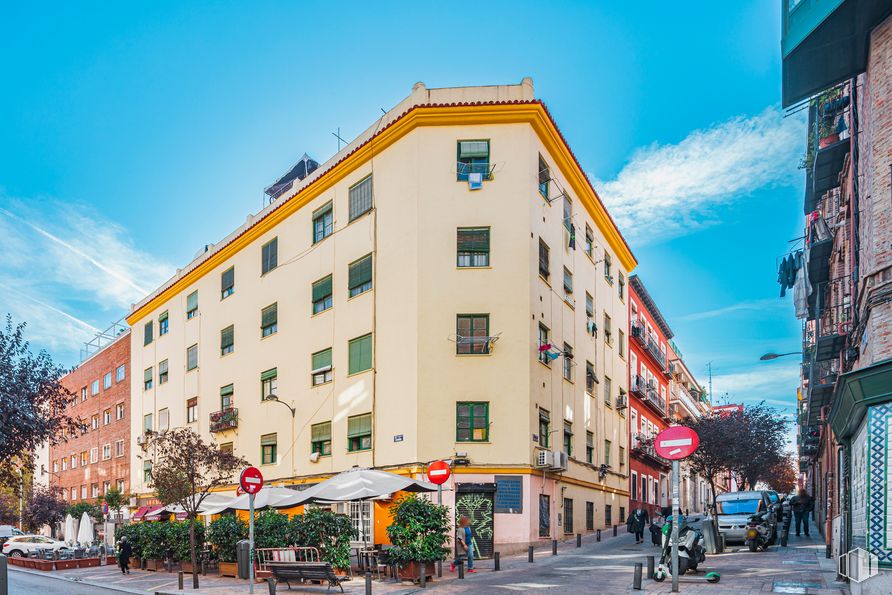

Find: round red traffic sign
<box><xmin>654</xmin><ymin>426</ymin><xmax>700</xmax><ymax>460</ymax></box>
<box><xmin>240</xmin><ymin>466</ymin><xmax>264</xmax><ymax>494</ymax></box>
<box><xmin>426</xmin><ymin>460</ymin><xmax>451</xmax><ymax>485</ymax></box>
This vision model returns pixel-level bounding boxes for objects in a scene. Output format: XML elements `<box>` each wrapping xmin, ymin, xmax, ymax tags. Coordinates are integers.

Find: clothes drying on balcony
<box><xmin>777</xmin><ymin>250</ymin><xmax>802</xmax><ymax>297</ymax></box>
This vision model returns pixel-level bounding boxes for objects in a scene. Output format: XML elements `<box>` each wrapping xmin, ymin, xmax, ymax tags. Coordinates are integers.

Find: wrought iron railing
<box><xmin>647</xmin><ymin>337</ymin><xmax>667</xmax><ymax>370</ymax></box>
<box><xmin>209</xmin><ymin>408</ymin><xmax>238</xmax><ymax>433</ymax></box>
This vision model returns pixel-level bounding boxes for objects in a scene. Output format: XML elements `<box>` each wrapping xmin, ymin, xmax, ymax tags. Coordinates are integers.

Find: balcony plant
<box><xmin>385</xmin><ymin>494</ymin><xmax>450</xmax><ymax>582</ymax></box>
<box><xmin>208</xmin><ymin>515</ymin><xmax>247</xmax><ymax>577</ymax></box>
<box><xmin>289</xmin><ymin>508</ymin><xmax>356</xmax><ymax>573</ymax></box>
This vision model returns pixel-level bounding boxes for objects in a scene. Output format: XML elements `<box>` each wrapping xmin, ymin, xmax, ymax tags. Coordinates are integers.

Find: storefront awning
<box><xmin>829</xmin><ymin>358</ymin><xmax>892</xmax><ymax>439</ymax></box>
<box><xmin>132</xmin><ymin>504</ymin><xmax>163</xmax><ymax>521</ymax></box>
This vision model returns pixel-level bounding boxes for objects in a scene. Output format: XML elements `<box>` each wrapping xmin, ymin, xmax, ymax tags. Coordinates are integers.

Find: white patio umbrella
<box><xmin>298</xmin><ymin>468</ymin><xmax>439</xmax><ymax>502</ymax></box>
<box><xmin>154</xmin><ymin>493</ymin><xmax>236</xmax><ymax>518</ymax></box>
<box><xmin>63</xmin><ymin>514</ymin><xmax>77</xmax><ymax>545</ymax></box>
<box><xmin>77</xmin><ymin>511</ymin><xmax>94</xmax><ymax>545</ymax></box>
<box><xmin>201</xmin><ymin>486</ymin><xmax>307</xmax><ymax>514</ymax></box>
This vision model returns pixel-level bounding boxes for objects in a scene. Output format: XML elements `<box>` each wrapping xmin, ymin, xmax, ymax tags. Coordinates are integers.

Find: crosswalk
<box><xmin>493</xmin><ymin>582</ymin><xmax>563</xmax><ymax>591</ymax></box>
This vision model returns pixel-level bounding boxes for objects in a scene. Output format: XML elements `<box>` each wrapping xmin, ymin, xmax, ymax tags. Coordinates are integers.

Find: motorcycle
<box><xmin>745</xmin><ymin>511</ymin><xmax>773</xmax><ymax>552</ymax></box>
<box><xmin>653</xmin><ymin>514</ymin><xmax>707</xmax><ymax>581</ymax></box>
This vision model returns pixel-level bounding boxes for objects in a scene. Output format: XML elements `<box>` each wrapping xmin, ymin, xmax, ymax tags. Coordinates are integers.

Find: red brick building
<box><xmin>50</xmin><ymin>331</ymin><xmax>131</xmax><ymax>504</ymax></box>
<box><xmin>627</xmin><ymin>275</ymin><xmax>672</xmax><ymax>519</ymax></box>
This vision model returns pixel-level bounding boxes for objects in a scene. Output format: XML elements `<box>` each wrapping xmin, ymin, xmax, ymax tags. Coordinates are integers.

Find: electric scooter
<box><xmin>653</xmin><ymin>514</ymin><xmax>708</xmax><ymax>581</ymax></box>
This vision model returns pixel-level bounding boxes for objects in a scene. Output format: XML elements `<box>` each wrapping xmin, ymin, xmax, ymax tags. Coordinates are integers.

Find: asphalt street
<box><xmin>8</xmin><ymin>568</ymin><xmax>131</xmax><ymax>594</ymax></box>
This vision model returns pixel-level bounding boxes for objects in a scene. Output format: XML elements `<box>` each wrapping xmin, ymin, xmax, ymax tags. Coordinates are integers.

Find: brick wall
<box><xmin>50</xmin><ymin>332</ymin><xmax>131</xmax><ymax>503</ymax></box>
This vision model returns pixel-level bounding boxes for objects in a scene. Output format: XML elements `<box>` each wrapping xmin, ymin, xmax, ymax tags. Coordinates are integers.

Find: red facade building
<box><xmin>628</xmin><ymin>275</ymin><xmax>672</xmax><ymax>519</ymax></box>
<box><xmin>50</xmin><ymin>331</ymin><xmax>131</xmax><ymax>504</ymax></box>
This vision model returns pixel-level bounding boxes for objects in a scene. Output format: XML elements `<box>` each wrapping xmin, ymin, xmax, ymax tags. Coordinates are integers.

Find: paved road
<box><xmin>9</xmin><ymin>568</ymin><xmax>129</xmax><ymax>594</ymax></box>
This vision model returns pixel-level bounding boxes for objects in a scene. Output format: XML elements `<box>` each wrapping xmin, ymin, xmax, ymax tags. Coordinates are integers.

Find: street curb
<box><xmin>8</xmin><ymin>565</ymin><xmax>146</xmax><ymax>594</ymax></box>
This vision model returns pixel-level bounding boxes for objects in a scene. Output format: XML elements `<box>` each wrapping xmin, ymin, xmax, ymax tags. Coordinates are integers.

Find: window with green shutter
<box><xmin>456</xmin><ymin>314</ymin><xmax>490</xmax><ymax>354</ymax></box>
<box><xmin>586</xmin><ymin>431</ymin><xmax>594</xmax><ymax>464</ymax></box>
<box><xmin>311</xmin><ymin>421</ymin><xmax>332</xmax><ymax>456</ymax></box>
<box><xmin>313</xmin><ymin>202</ymin><xmax>333</xmax><ymax>243</ymax></box>
<box><xmin>348</xmin><ymin>176</ymin><xmax>373</xmax><ymax>221</ymax></box>
<box><xmin>312</xmin><ymin>275</ymin><xmax>333</xmax><ymax>314</ymax></box>
<box><xmin>312</xmin><ymin>348</ymin><xmax>332</xmax><ymax>385</ymax></box>
<box><xmin>261</xmin><ymin>303</ymin><xmax>278</xmax><ymax>337</ymax></box>
<box><xmin>347</xmin><ymin>413</ymin><xmax>372</xmax><ymax>451</ymax></box>
<box><xmin>563</xmin><ymin>421</ymin><xmax>573</xmax><ymax>456</ymax></box>
<box><xmin>262</xmin><ymin>238</ymin><xmax>278</xmax><ymax>275</ymax></box>
<box><xmin>457</xmin><ymin>227</ymin><xmax>490</xmax><ymax>267</ymax></box>
<box><xmin>261</xmin><ymin>368</ymin><xmax>277</xmax><ymax>400</ymax></box>
<box><xmin>159</xmin><ymin>311</ymin><xmax>169</xmax><ymax>335</ymax></box>
<box><xmin>187</xmin><ymin>344</ymin><xmax>198</xmax><ymax>371</ymax></box>
<box><xmin>261</xmin><ymin>433</ymin><xmax>277</xmax><ymax>464</ymax></box>
<box><xmin>143</xmin><ymin>367</ymin><xmax>153</xmax><ymax>391</ymax></box>
<box><xmin>220</xmin><ymin>384</ymin><xmax>234</xmax><ymax>409</ymax></box>
<box><xmin>348</xmin><ymin>255</ymin><xmax>372</xmax><ymax>297</ymax></box>
<box><xmin>538</xmin><ymin>155</ymin><xmax>550</xmax><ymax>199</ymax></box>
<box><xmin>456</xmin><ymin>402</ymin><xmax>489</xmax><ymax>442</ymax></box>
<box><xmin>348</xmin><ymin>334</ymin><xmax>373</xmax><ymax>375</ymax></box>
<box><xmin>144</xmin><ymin>321</ymin><xmax>153</xmax><ymax>346</ymax></box>
<box><xmin>159</xmin><ymin>359</ymin><xmax>169</xmax><ymax>384</ymax></box>
<box><xmin>457</xmin><ymin>140</ymin><xmax>491</xmax><ymax>181</ymax></box>
<box><xmin>186</xmin><ymin>291</ymin><xmax>199</xmax><ymax>319</ymax></box>
<box><xmin>221</xmin><ymin>325</ymin><xmax>234</xmax><ymax>355</ymax></box>
<box><xmin>221</xmin><ymin>267</ymin><xmax>235</xmax><ymax>299</ymax></box>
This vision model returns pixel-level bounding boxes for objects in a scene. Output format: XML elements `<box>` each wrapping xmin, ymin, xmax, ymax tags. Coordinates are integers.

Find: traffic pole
<box><xmin>671</xmin><ymin>459</ymin><xmax>680</xmax><ymax>593</ymax></box>
<box><xmin>437</xmin><ymin>483</ymin><xmax>443</xmax><ymax>578</ymax></box>
<box><xmin>249</xmin><ymin>492</ymin><xmax>255</xmax><ymax>595</ymax></box>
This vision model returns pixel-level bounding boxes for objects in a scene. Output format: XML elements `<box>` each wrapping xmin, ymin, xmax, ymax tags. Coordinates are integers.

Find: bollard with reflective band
<box><xmin>178</xmin><ymin>571</ymin><xmax>183</xmax><ymax>590</ymax></box>
<box><xmin>633</xmin><ymin>563</ymin><xmax>643</xmax><ymax>590</ymax></box>
<box><xmin>494</xmin><ymin>552</ymin><xmax>500</xmax><ymax>571</ymax></box>
<box><xmin>646</xmin><ymin>555</ymin><xmax>655</xmax><ymax>577</ymax></box>
<box><xmin>576</xmin><ymin>534</ymin><xmax>581</xmax><ymax>548</ymax></box>
<box><xmin>597</xmin><ymin>529</ymin><xmax>601</xmax><ymax>542</ymax></box>
<box><xmin>528</xmin><ymin>545</ymin><xmax>534</xmax><ymax>563</ymax></box>
<box><xmin>552</xmin><ymin>539</ymin><xmax>557</xmax><ymax>555</ymax></box>
<box><xmin>365</xmin><ymin>571</ymin><xmax>372</xmax><ymax>595</ymax></box>
<box><xmin>457</xmin><ymin>560</ymin><xmax>465</xmax><ymax>579</ymax></box>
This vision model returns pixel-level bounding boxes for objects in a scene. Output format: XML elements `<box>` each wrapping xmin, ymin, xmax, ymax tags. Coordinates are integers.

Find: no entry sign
<box><xmin>654</xmin><ymin>426</ymin><xmax>700</xmax><ymax>460</ymax></box>
<box><xmin>240</xmin><ymin>466</ymin><xmax>264</xmax><ymax>494</ymax></box>
<box><xmin>427</xmin><ymin>460</ymin><xmax>451</xmax><ymax>485</ymax></box>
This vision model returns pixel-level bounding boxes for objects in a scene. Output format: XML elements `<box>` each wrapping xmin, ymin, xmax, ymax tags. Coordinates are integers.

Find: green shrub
<box><xmin>253</xmin><ymin>508</ymin><xmax>290</xmax><ymax>549</ymax></box>
<box><xmin>168</xmin><ymin>521</ymin><xmax>205</xmax><ymax>562</ymax></box>
<box><xmin>208</xmin><ymin>515</ymin><xmax>248</xmax><ymax>563</ymax></box>
<box><xmin>289</xmin><ymin>508</ymin><xmax>356</xmax><ymax>571</ymax></box>
<box><xmin>115</xmin><ymin>524</ymin><xmax>143</xmax><ymax>559</ymax></box>
<box><xmin>385</xmin><ymin>494</ymin><xmax>450</xmax><ymax>565</ymax></box>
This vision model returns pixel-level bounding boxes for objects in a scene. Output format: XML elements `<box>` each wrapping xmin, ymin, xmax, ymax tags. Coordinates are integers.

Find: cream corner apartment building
<box><xmin>127</xmin><ymin>78</ymin><xmax>636</xmax><ymax>551</ymax></box>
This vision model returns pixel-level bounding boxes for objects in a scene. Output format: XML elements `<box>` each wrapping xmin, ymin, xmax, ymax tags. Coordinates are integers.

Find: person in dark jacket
<box><xmin>790</xmin><ymin>489</ymin><xmax>814</xmax><ymax>537</ymax></box>
<box><xmin>117</xmin><ymin>535</ymin><xmax>132</xmax><ymax>574</ymax></box>
<box><xmin>626</xmin><ymin>507</ymin><xmax>650</xmax><ymax>544</ymax></box>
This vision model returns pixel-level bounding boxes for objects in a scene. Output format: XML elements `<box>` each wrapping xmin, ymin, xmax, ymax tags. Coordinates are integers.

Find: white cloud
<box><xmin>709</xmin><ymin>362</ymin><xmax>801</xmax><ymax>409</ymax></box>
<box><xmin>679</xmin><ymin>298</ymin><xmax>788</xmax><ymax>322</ymax></box>
<box><xmin>594</xmin><ymin>106</ymin><xmax>805</xmax><ymax>244</ymax></box>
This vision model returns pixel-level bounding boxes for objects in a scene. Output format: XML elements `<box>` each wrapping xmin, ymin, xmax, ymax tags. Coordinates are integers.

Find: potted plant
<box><xmin>385</xmin><ymin>494</ymin><xmax>451</xmax><ymax>582</ymax></box>
<box><xmin>290</xmin><ymin>508</ymin><xmax>356</xmax><ymax>575</ymax></box>
<box><xmin>140</xmin><ymin>522</ymin><xmax>167</xmax><ymax>571</ymax></box>
<box><xmin>816</xmin><ymin>87</ymin><xmax>844</xmax><ymax>148</ymax></box>
<box><xmin>208</xmin><ymin>515</ymin><xmax>247</xmax><ymax>578</ymax></box>
<box><xmin>171</xmin><ymin>521</ymin><xmax>205</xmax><ymax>573</ymax></box>
<box><xmin>116</xmin><ymin>523</ymin><xmax>144</xmax><ymax>569</ymax></box>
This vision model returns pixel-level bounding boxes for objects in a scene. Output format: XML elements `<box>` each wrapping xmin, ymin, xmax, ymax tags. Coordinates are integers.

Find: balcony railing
<box><xmin>670</xmin><ymin>386</ymin><xmax>700</xmax><ymax>419</ymax></box>
<box><xmin>631</xmin><ymin>432</ymin><xmax>670</xmax><ymax>467</ymax></box>
<box><xmin>209</xmin><ymin>408</ymin><xmax>238</xmax><ymax>433</ymax></box>
<box><xmin>647</xmin><ymin>337</ymin><xmax>667</xmax><ymax>371</ymax></box>
<box><xmin>646</xmin><ymin>388</ymin><xmax>667</xmax><ymax>416</ymax></box>
<box><xmin>631</xmin><ymin>320</ymin><xmax>647</xmax><ymax>345</ymax></box>
<box><xmin>631</xmin><ymin>374</ymin><xmax>646</xmax><ymax>397</ymax></box>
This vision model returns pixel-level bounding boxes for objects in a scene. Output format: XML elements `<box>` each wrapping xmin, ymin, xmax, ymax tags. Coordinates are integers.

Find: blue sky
<box><xmin>0</xmin><ymin>1</ymin><xmax>804</xmax><ymax>418</ymax></box>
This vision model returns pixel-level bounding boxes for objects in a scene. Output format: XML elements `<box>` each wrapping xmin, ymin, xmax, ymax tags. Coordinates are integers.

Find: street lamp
<box><xmin>264</xmin><ymin>394</ymin><xmax>296</xmax><ymax>477</ymax></box>
<box><xmin>263</xmin><ymin>394</ymin><xmax>295</xmax><ymax>417</ymax></box>
<box><xmin>759</xmin><ymin>351</ymin><xmax>802</xmax><ymax>361</ymax></box>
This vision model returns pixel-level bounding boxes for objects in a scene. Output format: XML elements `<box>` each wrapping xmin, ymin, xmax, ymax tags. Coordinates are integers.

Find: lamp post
<box><xmin>759</xmin><ymin>351</ymin><xmax>803</xmax><ymax>361</ymax></box>
<box><xmin>263</xmin><ymin>394</ymin><xmax>296</xmax><ymax>477</ymax></box>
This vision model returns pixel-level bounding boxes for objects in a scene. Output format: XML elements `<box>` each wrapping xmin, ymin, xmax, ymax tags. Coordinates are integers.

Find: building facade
<box><xmin>627</xmin><ymin>275</ymin><xmax>672</xmax><ymax>519</ymax></box>
<box><xmin>51</xmin><ymin>330</ymin><xmax>131</xmax><ymax>505</ymax></box>
<box><xmin>125</xmin><ymin>80</ymin><xmax>635</xmax><ymax>551</ymax></box>
<box><xmin>783</xmin><ymin>2</ymin><xmax>892</xmax><ymax>591</ymax></box>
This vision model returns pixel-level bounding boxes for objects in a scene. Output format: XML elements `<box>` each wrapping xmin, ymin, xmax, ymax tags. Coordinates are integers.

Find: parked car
<box><xmin>715</xmin><ymin>491</ymin><xmax>777</xmax><ymax>544</ymax></box>
<box><xmin>1</xmin><ymin>535</ymin><xmax>69</xmax><ymax>557</ymax></box>
<box><xmin>0</xmin><ymin>525</ymin><xmax>24</xmax><ymax>548</ymax></box>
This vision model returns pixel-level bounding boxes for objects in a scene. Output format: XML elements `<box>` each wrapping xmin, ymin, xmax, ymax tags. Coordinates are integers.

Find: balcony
<box><xmin>631</xmin><ymin>320</ymin><xmax>647</xmax><ymax>345</ymax></box>
<box><xmin>814</xmin><ymin>279</ymin><xmax>852</xmax><ymax>361</ymax></box>
<box><xmin>631</xmin><ymin>432</ymin><xmax>670</xmax><ymax>468</ymax></box>
<box><xmin>807</xmin><ymin>217</ymin><xmax>834</xmax><ymax>285</ymax></box>
<box><xmin>631</xmin><ymin>374</ymin><xmax>647</xmax><ymax>398</ymax></box>
<box><xmin>670</xmin><ymin>386</ymin><xmax>700</xmax><ymax>419</ymax></box>
<box><xmin>647</xmin><ymin>337</ymin><xmax>668</xmax><ymax>373</ymax></box>
<box><xmin>632</xmin><ymin>375</ymin><xmax>668</xmax><ymax>418</ymax></box>
<box><xmin>782</xmin><ymin>0</ymin><xmax>892</xmax><ymax>107</ymax></box>
<box><xmin>209</xmin><ymin>408</ymin><xmax>238</xmax><ymax>433</ymax></box>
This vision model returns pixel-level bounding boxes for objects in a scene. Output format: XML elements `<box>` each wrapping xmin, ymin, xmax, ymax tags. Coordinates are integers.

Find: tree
<box><xmin>675</xmin><ymin>414</ymin><xmax>738</xmax><ymax>509</ymax></box>
<box><xmin>23</xmin><ymin>485</ymin><xmax>66</xmax><ymax>534</ymax></box>
<box><xmin>764</xmin><ymin>453</ymin><xmax>798</xmax><ymax>494</ymax></box>
<box><xmin>0</xmin><ymin>316</ymin><xmax>78</xmax><ymax>490</ymax></box>
<box><xmin>0</xmin><ymin>490</ymin><xmax>19</xmax><ymax>525</ymax></box>
<box><xmin>725</xmin><ymin>403</ymin><xmax>790</xmax><ymax>490</ymax></box>
<box><xmin>66</xmin><ymin>501</ymin><xmax>102</xmax><ymax>523</ymax></box>
<box><xmin>101</xmin><ymin>487</ymin><xmax>129</xmax><ymax>519</ymax></box>
<box><xmin>147</xmin><ymin>428</ymin><xmax>246</xmax><ymax>588</ymax></box>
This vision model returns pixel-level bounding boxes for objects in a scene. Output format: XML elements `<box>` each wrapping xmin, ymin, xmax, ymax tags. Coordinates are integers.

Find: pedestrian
<box><xmin>790</xmin><ymin>488</ymin><xmax>814</xmax><ymax>537</ymax></box>
<box><xmin>117</xmin><ymin>535</ymin><xmax>132</xmax><ymax>575</ymax></box>
<box><xmin>451</xmin><ymin>516</ymin><xmax>475</xmax><ymax>573</ymax></box>
<box><xmin>626</xmin><ymin>507</ymin><xmax>649</xmax><ymax>544</ymax></box>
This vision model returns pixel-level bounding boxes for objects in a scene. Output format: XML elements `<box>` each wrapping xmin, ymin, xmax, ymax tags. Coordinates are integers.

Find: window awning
<box><xmin>132</xmin><ymin>504</ymin><xmax>163</xmax><ymax>521</ymax></box>
<box><xmin>829</xmin><ymin>358</ymin><xmax>892</xmax><ymax>439</ymax></box>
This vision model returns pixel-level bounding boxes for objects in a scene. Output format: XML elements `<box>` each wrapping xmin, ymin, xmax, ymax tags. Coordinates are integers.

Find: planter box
<box><xmin>219</xmin><ymin>561</ymin><xmax>238</xmax><ymax>578</ymax></box>
<box><xmin>7</xmin><ymin>557</ymin><xmax>25</xmax><ymax>567</ymax></box>
<box><xmin>397</xmin><ymin>561</ymin><xmax>435</xmax><ymax>582</ymax></box>
<box><xmin>130</xmin><ymin>556</ymin><xmax>141</xmax><ymax>569</ymax></box>
<box><xmin>32</xmin><ymin>560</ymin><xmax>55</xmax><ymax>571</ymax></box>
<box><xmin>819</xmin><ymin>133</ymin><xmax>840</xmax><ymax>148</ymax></box>
<box><xmin>54</xmin><ymin>559</ymin><xmax>79</xmax><ymax>570</ymax></box>
<box><xmin>78</xmin><ymin>557</ymin><xmax>101</xmax><ymax>568</ymax></box>
<box><xmin>144</xmin><ymin>558</ymin><xmax>164</xmax><ymax>572</ymax></box>
<box><xmin>180</xmin><ymin>561</ymin><xmax>197</xmax><ymax>574</ymax></box>
<box><xmin>21</xmin><ymin>559</ymin><xmax>36</xmax><ymax>569</ymax></box>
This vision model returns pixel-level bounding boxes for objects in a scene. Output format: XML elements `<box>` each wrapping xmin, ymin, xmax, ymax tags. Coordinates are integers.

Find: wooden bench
<box><xmin>268</xmin><ymin>562</ymin><xmax>348</xmax><ymax>592</ymax></box>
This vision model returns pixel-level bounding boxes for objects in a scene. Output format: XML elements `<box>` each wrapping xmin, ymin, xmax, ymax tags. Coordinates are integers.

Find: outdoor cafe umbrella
<box><xmin>77</xmin><ymin>511</ymin><xmax>94</xmax><ymax>545</ymax></box>
<box><xmin>151</xmin><ymin>493</ymin><xmax>236</xmax><ymax>519</ymax></box>
<box><xmin>298</xmin><ymin>467</ymin><xmax>439</xmax><ymax>503</ymax></box>
<box><xmin>200</xmin><ymin>486</ymin><xmax>307</xmax><ymax>514</ymax></box>
<box><xmin>63</xmin><ymin>514</ymin><xmax>77</xmax><ymax>545</ymax></box>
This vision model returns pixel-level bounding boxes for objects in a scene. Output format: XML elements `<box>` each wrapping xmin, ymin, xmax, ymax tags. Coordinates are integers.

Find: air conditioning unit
<box><xmin>136</xmin><ymin>435</ymin><xmax>146</xmax><ymax>446</ymax></box>
<box><xmin>536</xmin><ymin>450</ymin><xmax>555</xmax><ymax>468</ymax></box>
<box><xmin>551</xmin><ymin>451</ymin><xmax>569</xmax><ymax>471</ymax></box>
<box><xmin>615</xmin><ymin>395</ymin><xmax>628</xmax><ymax>410</ymax></box>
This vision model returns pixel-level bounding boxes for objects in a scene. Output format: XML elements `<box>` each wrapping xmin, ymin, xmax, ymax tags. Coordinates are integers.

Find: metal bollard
<box><xmin>437</xmin><ymin>560</ymin><xmax>442</xmax><ymax>578</ymax></box>
<box><xmin>267</xmin><ymin>577</ymin><xmax>277</xmax><ymax>595</ymax></box>
<box><xmin>633</xmin><ymin>563</ymin><xmax>643</xmax><ymax>590</ymax></box>
<box><xmin>613</xmin><ymin>525</ymin><xmax>618</xmax><ymax>537</ymax></box>
<box><xmin>597</xmin><ymin>529</ymin><xmax>601</xmax><ymax>542</ymax></box>
<box><xmin>201</xmin><ymin>559</ymin><xmax>206</xmax><ymax>576</ymax></box>
<box><xmin>365</xmin><ymin>571</ymin><xmax>372</xmax><ymax>595</ymax></box>
<box><xmin>494</xmin><ymin>552</ymin><xmax>500</xmax><ymax>571</ymax></box>
<box><xmin>646</xmin><ymin>555</ymin><xmax>655</xmax><ymax>578</ymax></box>
<box><xmin>457</xmin><ymin>560</ymin><xmax>465</xmax><ymax>579</ymax></box>
<box><xmin>552</xmin><ymin>539</ymin><xmax>558</xmax><ymax>555</ymax></box>
<box><xmin>178</xmin><ymin>571</ymin><xmax>184</xmax><ymax>590</ymax></box>
<box><xmin>528</xmin><ymin>545</ymin><xmax>534</xmax><ymax>563</ymax></box>
<box><xmin>576</xmin><ymin>534</ymin><xmax>582</xmax><ymax>548</ymax></box>
<box><xmin>419</xmin><ymin>562</ymin><xmax>426</xmax><ymax>588</ymax></box>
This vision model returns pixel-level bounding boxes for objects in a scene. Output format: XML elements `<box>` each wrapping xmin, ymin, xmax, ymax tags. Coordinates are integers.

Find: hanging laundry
<box><xmin>539</xmin><ymin>343</ymin><xmax>552</xmax><ymax>352</ymax></box>
<box><xmin>546</xmin><ymin>351</ymin><xmax>561</xmax><ymax>362</ymax></box>
<box><xmin>793</xmin><ymin>249</ymin><xmax>812</xmax><ymax>319</ymax></box>
<box><xmin>468</xmin><ymin>172</ymin><xmax>483</xmax><ymax>190</ymax></box>
<box><xmin>777</xmin><ymin>251</ymin><xmax>803</xmax><ymax>297</ymax></box>
<box><xmin>569</xmin><ymin>224</ymin><xmax>576</xmax><ymax>250</ymax></box>
<box><xmin>586</xmin><ymin>320</ymin><xmax>598</xmax><ymax>337</ymax></box>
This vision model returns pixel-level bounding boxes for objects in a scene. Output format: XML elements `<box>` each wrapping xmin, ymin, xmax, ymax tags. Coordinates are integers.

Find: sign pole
<box><xmin>249</xmin><ymin>492</ymin><xmax>255</xmax><ymax>594</ymax></box>
<box><xmin>671</xmin><ymin>459</ymin><xmax>680</xmax><ymax>593</ymax></box>
<box><xmin>437</xmin><ymin>483</ymin><xmax>443</xmax><ymax>577</ymax></box>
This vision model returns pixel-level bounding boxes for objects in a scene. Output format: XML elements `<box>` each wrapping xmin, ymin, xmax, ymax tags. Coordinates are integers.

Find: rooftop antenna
<box><xmin>332</xmin><ymin>127</ymin><xmax>349</xmax><ymax>152</ymax></box>
<box><xmin>707</xmin><ymin>362</ymin><xmax>713</xmax><ymax>405</ymax></box>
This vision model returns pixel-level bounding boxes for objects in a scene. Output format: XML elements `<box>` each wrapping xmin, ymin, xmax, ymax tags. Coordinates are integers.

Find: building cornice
<box><xmin>127</xmin><ymin>101</ymin><xmax>637</xmax><ymax>326</ymax></box>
